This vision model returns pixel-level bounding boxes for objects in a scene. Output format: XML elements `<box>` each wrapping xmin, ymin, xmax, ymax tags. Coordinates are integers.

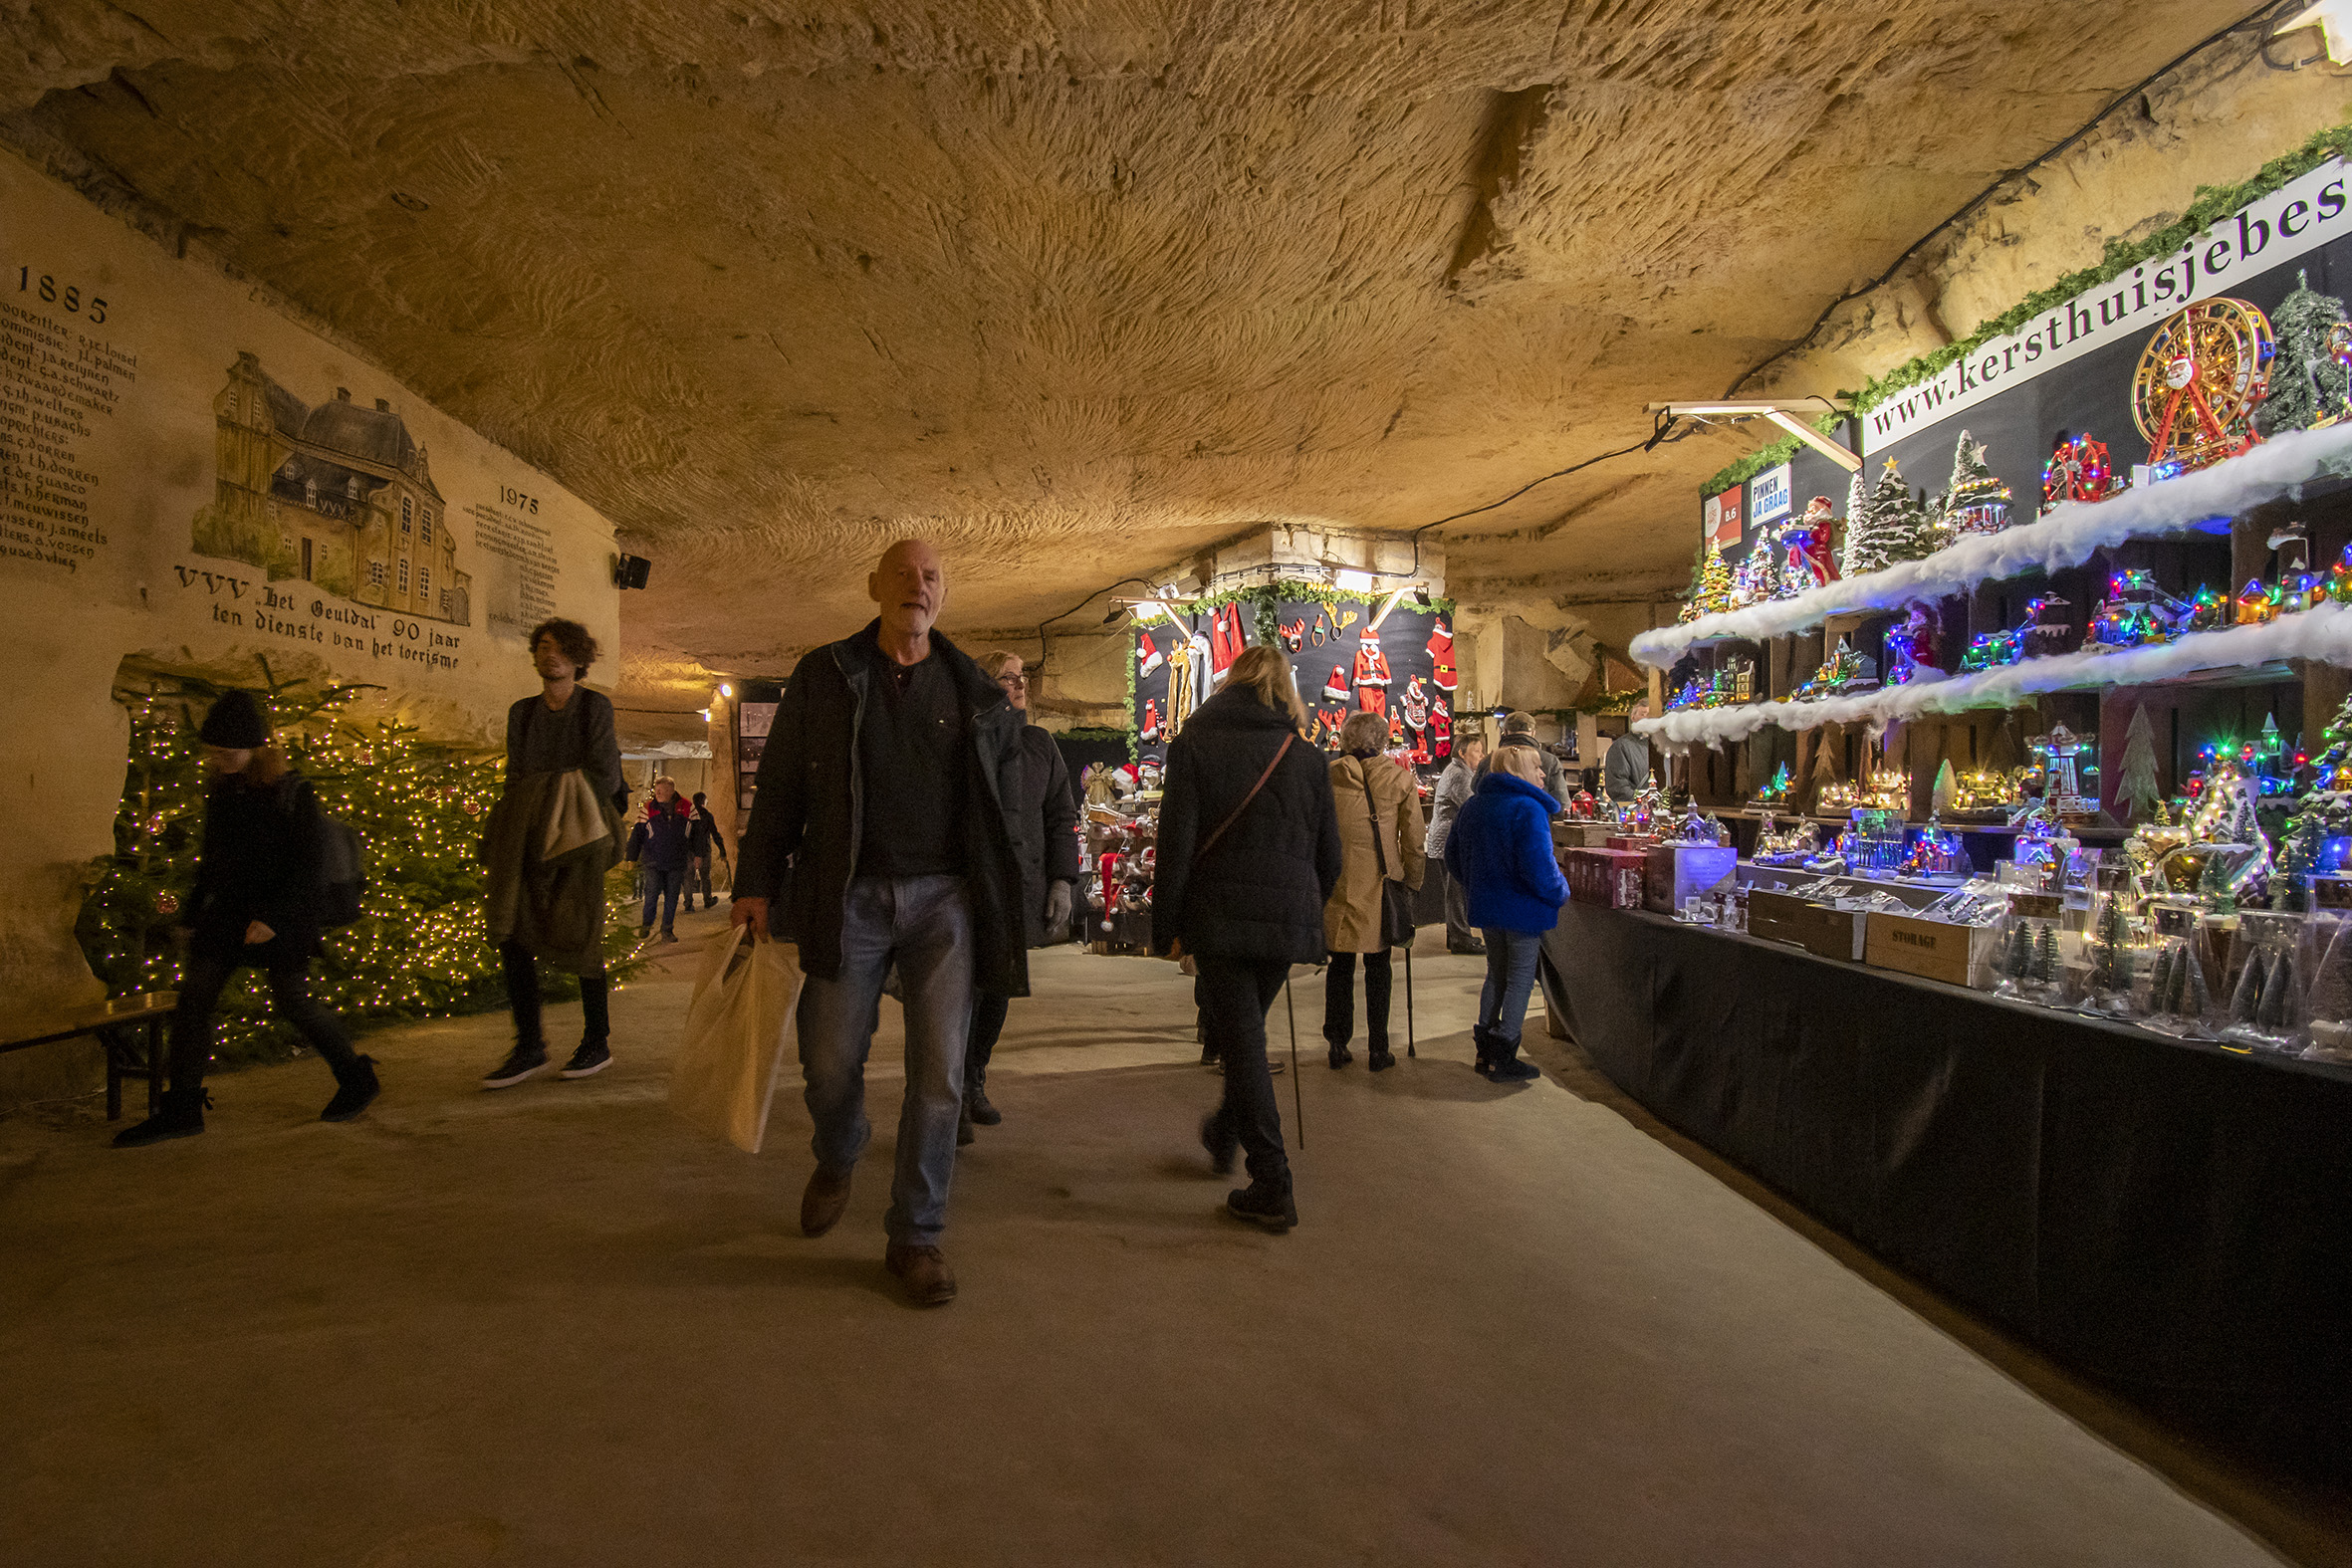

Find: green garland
<box><xmin>1849</xmin><ymin>116</ymin><xmax>2352</xmax><ymax>416</ymax></box>
<box><xmin>1696</xmin><ymin>410</ymin><xmax>1847</xmax><ymax>500</ymax></box>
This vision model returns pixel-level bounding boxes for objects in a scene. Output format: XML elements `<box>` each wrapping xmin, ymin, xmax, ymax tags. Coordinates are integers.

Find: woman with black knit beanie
<box><xmin>114</xmin><ymin>689</ymin><xmax>376</xmax><ymax>1147</ymax></box>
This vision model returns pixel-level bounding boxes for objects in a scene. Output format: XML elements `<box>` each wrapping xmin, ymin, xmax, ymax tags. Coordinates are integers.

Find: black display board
<box><xmin>1128</xmin><ymin>592</ymin><xmax>1460</xmax><ymax>766</ymax></box>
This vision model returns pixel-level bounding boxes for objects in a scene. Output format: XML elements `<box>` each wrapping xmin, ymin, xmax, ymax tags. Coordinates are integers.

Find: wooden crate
<box><xmin>1864</xmin><ymin>911</ymin><xmax>1999</xmax><ymax>987</ymax></box>
<box><xmin>1747</xmin><ymin>889</ymin><xmax>1868</xmax><ymax>962</ymax></box>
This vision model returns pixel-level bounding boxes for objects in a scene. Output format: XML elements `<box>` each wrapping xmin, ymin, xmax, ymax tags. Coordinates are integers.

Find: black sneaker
<box><xmin>561</xmin><ymin>1039</ymin><xmax>611</xmax><ymax>1079</ymax></box>
<box><xmin>482</xmin><ymin>1043</ymin><xmax>550</xmax><ymax>1089</ymax></box>
<box><xmin>966</xmin><ymin>1086</ymin><xmax>1002</xmax><ymax>1127</ymax></box>
<box><xmin>1225</xmin><ymin>1179</ymin><xmax>1297</xmax><ymax>1232</ymax></box>
<box><xmin>320</xmin><ymin>1055</ymin><xmax>380</xmax><ymax>1121</ymax></box>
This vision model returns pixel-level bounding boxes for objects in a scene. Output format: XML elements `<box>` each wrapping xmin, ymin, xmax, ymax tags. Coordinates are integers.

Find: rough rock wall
<box><xmin>0</xmin><ymin>0</ymin><xmax>2266</xmax><ymax>740</ymax></box>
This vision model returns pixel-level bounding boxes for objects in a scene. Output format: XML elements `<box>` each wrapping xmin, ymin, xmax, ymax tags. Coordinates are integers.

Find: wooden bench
<box><xmin>1</xmin><ymin>992</ymin><xmax>177</xmax><ymax>1120</ymax></box>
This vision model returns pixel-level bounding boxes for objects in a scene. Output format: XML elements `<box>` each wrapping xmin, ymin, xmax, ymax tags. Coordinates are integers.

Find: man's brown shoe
<box><xmin>800</xmin><ymin>1165</ymin><xmax>853</xmax><ymax>1236</ymax></box>
<box><xmin>884</xmin><ymin>1243</ymin><xmax>957</xmax><ymax>1306</ymax></box>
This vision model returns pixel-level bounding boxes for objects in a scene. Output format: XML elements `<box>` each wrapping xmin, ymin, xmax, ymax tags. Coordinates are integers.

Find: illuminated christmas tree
<box><xmin>77</xmin><ymin>660</ymin><xmax>642</xmax><ymax>1065</ymax></box>
<box><xmin>1940</xmin><ymin>430</ymin><xmax>2012</xmax><ymax>536</ymax></box>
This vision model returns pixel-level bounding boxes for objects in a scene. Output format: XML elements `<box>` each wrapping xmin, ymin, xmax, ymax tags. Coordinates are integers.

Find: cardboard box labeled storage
<box><xmin>1864</xmin><ymin>910</ymin><xmax>1999</xmax><ymax>986</ymax></box>
<box><xmin>1562</xmin><ymin>847</ymin><xmax>1646</xmax><ymax>909</ymax></box>
<box><xmin>1643</xmin><ymin>844</ymin><xmax>1738</xmax><ymax>915</ymax></box>
<box><xmin>1748</xmin><ymin>889</ymin><xmax>1868</xmax><ymax>962</ymax></box>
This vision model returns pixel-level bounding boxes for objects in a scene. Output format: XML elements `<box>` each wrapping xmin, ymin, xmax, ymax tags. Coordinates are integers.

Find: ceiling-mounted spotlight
<box><xmin>1412</xmin><ymin>588</ymin><xmax>1431</xmax><ymax>608</ymax></box>
<box><xmin>718</xmin><ymin>683</ymin><xmax>733</xmax><ymax>699</ymax></box>
<box><xmin>1101</xmin><ymin>606</ymin><xmax>1124</xmax><ymax>625</ymax></box>
<box><xmin>612</xmin><ymin>553</ymin><xmax>653</xmax><ymax>589</ymax></box>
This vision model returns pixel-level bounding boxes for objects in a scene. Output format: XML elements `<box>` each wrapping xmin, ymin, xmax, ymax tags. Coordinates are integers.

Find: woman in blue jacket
<box><xmin>1443</xmin><ymin>750</ymin><xmax>1569</xmax><ymax>1081</ymax></box>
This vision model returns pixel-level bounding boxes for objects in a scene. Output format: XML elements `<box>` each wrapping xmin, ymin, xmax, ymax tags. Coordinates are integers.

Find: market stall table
<box><xmin>1539</xmin><ymin>897</ymin><xmax>2352</xmax><ymax>1482</ymax></box>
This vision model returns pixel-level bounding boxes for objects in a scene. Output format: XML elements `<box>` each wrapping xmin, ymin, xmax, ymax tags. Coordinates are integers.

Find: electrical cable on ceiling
<box><xmin>1726</xmin><ymin>0</ymin><xmax>2295</xmax><ymax>399</ymax></box>
<box><xmin>1365</xmin><ymin>409</ymin><xmax>1688</xmax><ymax>582</ymax></box>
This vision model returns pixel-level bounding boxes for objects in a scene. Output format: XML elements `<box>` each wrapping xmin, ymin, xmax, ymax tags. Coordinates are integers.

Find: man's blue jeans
<box><xmin>795</xmin><ymin>875</ymin><xmax>974</xmax><ymax>1247</ymax></box>
<box><xmin>1478</xmin><ymin>927</ymin><xmax>1544</xmax><ymax>1045</ymax></box>
<box><xmin>639</xmin><ymin>864</ymin><xmax>686</xmax><ymax>933</ymax></box>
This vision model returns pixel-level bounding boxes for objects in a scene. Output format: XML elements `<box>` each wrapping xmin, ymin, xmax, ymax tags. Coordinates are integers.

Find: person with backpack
<box><xmin>114</xmin><ymin>690</ymin><xmax>377</xmax><ymax>1147</ymax></box>
<box><xmin>1444</xmin><ymin>747</ymin><xmax>1569</xmax><ymax>1083</ymax></box>
<box><xmin>1151</xmin><ymin>645</ymin><xmax>1341</xmax><ymax>1232</ymax></box>
<box><xmin>480</xmin><ymin>618</ymin><xmax>627</xmax><ymax>1089</ymax></box>
<box><xmin>687</xmin><ymin>790</ymin><xmax>729</xmax><ymax>910</ymax></box>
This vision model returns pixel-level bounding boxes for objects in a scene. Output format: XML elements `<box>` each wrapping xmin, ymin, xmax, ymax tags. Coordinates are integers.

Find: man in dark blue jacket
<box><xmin>732</xmin><ymin>540</ymin><xmax>1027</xmax><ymax>1306</ymax></box>
<box><xmin>626</xmin><ymin>777</ymin><xmax>695</xmax><ymax>942</ymax></box>
<box><xmin>1445</xmin><ymin>756</ymin><xmax>1569</xmax><ymax>1082</ymax></box>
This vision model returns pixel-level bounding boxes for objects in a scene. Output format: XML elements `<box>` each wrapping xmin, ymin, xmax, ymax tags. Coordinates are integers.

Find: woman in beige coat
<box><xmin>1322</xmin><ymin>712</ymin><xmax>1426</xmax><ymax>1071</ymax></box>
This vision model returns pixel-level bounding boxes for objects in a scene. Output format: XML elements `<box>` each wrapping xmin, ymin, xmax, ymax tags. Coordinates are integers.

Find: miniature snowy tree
<box><xmin>1841</xmin><ymin>458</ymin><xmax>1939</xmax><ymax>577</ymax></box>
<box><xmin>2308</xmin><ymin>924</ymin><xmax>2352</xmax><ymax>1024</ymax></box>
<box><xmin>1927</xmin><ymin>759</ymin><xmax>1955</xmax><ymax>814</ymax></box>
<box><xmin>2293</xmin><ymin>692</ymin><xmax>2352</xmax><ymax>838</ymax></box>
<box><xmin>1681</xmin><ymin>540</ymin><xmax>1735</xmax><ymax>621</ymax></box>
<box><xmin>2115</xmin><ymin>704</ymin><xmax>2162</xmax><ymax>823</ymax></box>
<box><xmin>2031</xmin><ymin>922</ymin><xmax>2059</xmax><ymax>987</ymax></box>
<box><xmin>1940</xmin><ymin>430</ymin><xmax>2013</xmax><ymax>537</ymax></box>
<box><xmin>2256</xmin><ymin>270</ymin><xmax>2352</xmax><ymax>437</ymax></box>
<box><xmin>2259</xmin><ymin>947</ymin><xmax>2301</xmax><ymax>1033</ymax></box>
<box><xmin>2230</xmin><ymin>948</ymin><xmax>2267</xmax><ymax>1028</ymax></box>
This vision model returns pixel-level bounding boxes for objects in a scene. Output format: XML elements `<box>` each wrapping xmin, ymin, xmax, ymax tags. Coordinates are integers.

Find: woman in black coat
<box><xmin>114</xmin><ymin>690</ymin><xmax>376</xmax><ymax>1147</ymax></box>
<box><xmin>1152</xmin><ymin>645</ymin><xmax>1341</xmax><ymax>1232</ymax></box>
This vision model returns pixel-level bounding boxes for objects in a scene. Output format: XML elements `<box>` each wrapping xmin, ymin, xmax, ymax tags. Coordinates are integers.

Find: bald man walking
<box><xmin>733</xmin><ymin>540</ymin><xmax>1029</xmax><ymax>1305</ymax></box>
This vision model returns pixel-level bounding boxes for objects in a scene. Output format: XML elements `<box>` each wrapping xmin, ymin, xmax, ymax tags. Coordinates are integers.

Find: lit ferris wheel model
<box><xmin>2131</xmin><ymin>298</ymin><xmax>2275</xmax><ymax>473</ymax></box>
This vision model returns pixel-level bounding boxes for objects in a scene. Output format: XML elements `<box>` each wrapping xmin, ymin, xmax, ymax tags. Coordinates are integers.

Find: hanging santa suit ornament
<box><xmin>1136</xmin><ymin>631</ymin><xmax>1163</xmax><ymax>677</ymax></box>
<box><xmin>1431</xmin><ymin>693</ymin><xmax>1452</xmax><ymax>760</ymax></box>
<box><xmin>1426</xmin><ymin>616</ymin><xmax>1457</xmax><ymax>692</ymax></box>
<box><xmin>1352</xmin><ymin>624</ymin><xmax>1391</xmax><ymax>716</ymax></box>
<box><xmin>1209</xmin><ymin>603</ymin><xmax>1247</xmax><ymax>674</ymax></box>
<box><xmin>1140</xmin><ymin>698</ymin><xmax>1161</xmax><ymax>742</ymax></box>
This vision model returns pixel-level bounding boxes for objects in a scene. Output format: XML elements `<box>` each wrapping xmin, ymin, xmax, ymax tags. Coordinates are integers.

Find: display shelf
<box><xmin>1636</xmin><ymin>604</ymin><xmax>2348</xmax><ymax>746</ymax></box>
<box><xmin>1630</xmin><ymin>422</ymin><xmax>2352</xmax><ymax>670</ymax></box>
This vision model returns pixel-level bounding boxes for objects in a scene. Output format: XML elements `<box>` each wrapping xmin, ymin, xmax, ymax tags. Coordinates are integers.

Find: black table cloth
<box><xmin>1540</xmin><ymin>901</ymin><xmax>2352</xmax><ymax>1481</ymax></box>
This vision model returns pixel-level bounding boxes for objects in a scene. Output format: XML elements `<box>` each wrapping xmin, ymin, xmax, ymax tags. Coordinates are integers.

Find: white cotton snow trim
<box><xmin>1633</xmin><ymin>600</ymin><xmax>2352</xmax><ymax>748</ymax></box>
<box><xmin>1628</xmin><ymin>423</ymin><xmax>2352</xmax><ymax>670</ymax></box>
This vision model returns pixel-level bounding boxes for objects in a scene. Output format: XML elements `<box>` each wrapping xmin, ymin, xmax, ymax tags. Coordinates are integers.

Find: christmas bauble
<box><xmin>154</xmin><ymin>892</ymin><xmax>178</xmax><ymax>916</ymax></box>
<box><xmin>462</xmin><ymin>799</ymin><xmax>480</xmax><ymax>816</ymax></box>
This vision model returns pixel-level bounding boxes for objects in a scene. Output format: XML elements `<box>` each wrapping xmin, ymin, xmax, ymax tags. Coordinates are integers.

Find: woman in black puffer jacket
<box><xmin>113</xmin><ymin>690</ymin><xmax>376</xmax><ymax>1148</ymax></box>
<box><xmin>1152</xmin><ymin>645</ymin><xmax>1340</xmax><ymax>1232</ymax></box>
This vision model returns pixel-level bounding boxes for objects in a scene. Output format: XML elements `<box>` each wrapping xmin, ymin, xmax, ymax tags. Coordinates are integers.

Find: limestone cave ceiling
<box><xmin>0</xmin><ymin>0</ymin><xmax>2247</xmax><ymax>731</ymax></box>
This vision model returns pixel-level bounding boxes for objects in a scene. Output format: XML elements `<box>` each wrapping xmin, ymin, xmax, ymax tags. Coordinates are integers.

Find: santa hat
<box><xmin>1136</xmin><ymin>631</ymin><xmax>1163</xmax><ymax>676</ymax></box>
<box><xmin>1320</xmin><ymin>664</ymin><xmax>1349</xmax><ymax>704</ymax></box>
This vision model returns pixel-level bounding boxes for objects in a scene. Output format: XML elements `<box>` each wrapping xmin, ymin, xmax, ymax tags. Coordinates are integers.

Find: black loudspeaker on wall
<box><xmin>612</xmin><ymin>554</ymin><xmax>652</xmax><ymax>590</ymax></box>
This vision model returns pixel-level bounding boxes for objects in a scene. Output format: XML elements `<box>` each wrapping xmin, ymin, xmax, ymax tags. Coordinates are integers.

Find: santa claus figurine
<box><xmin>1426</xmin><ymin>616</ymin><xmax>1457</xmax><ymax>692</ymax></box>
<box><xmin>1783</xmin><ymin>497</ymin><xmax>1842</xmax><ymax>588</ymax></box>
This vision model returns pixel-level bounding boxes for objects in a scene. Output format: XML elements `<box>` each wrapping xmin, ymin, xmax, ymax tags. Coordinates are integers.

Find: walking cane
<box><xmin>1284</xmin><ymin>976</ymin><xmax>1303</xmax><ymax>1148</ymax></box>
<box><xmin>1405</xmin><ymin>943</ymin><xmax>1416</xmax><ymax>1057</ymax></box>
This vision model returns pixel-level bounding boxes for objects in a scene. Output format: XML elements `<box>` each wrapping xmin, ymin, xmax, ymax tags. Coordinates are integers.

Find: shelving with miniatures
<box><xmin>1085</xmin><ymin>583</ymin><xmax>1462</xmax><ymax>953</ymax></box>
<box><xmin>1614</xmin><ymin>233</ymin><xmax>2352</xmax><ymax>1063</ymax></box>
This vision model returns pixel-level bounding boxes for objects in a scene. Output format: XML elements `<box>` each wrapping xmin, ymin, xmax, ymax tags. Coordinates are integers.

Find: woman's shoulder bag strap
<box><xmin>1195</xmin><ymin>733</ymin><xmax>1294</xmax><ymax>863</ymax></box>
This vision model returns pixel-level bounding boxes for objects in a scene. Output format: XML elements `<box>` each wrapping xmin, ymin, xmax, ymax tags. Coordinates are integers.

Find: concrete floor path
<box><xmin>0</xmin><ymin>903</ymin><xmax>2305</xmax><ymax>1566</ymax></box>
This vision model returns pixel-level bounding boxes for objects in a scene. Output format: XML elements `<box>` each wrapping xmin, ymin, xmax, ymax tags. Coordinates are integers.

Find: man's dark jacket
<box><xmin>736</xmin><ymin>623</ymin><xmax>1031</xmax><ymax>996</ymax></box>
<box><xmin>1150</xmin><ymin>687</ymin><xmax>1341</xmax><ymax>966</ymax></box>
<box><xmin>627</xmin><ymin>795</ymin><xmax>696</xmax><ymax>870</ymax></box>
<box><xmin>1004</xmin><ymin>725</ymin><xmax>1082</xmax><ymax>948</ymax></box>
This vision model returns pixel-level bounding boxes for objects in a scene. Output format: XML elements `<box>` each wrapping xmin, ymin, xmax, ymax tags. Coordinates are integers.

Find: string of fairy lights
<box><xmin>81</xmin><ymin>671</ymin><xmax>641</xmax><ymax>1064</ymax></box>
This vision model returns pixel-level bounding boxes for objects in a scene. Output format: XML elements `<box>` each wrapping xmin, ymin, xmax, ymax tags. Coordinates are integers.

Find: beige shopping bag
<box><xmin>668</xmin><ymin>926</ymin><xmax>804</xmax><ymax>1153</ymax></box>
